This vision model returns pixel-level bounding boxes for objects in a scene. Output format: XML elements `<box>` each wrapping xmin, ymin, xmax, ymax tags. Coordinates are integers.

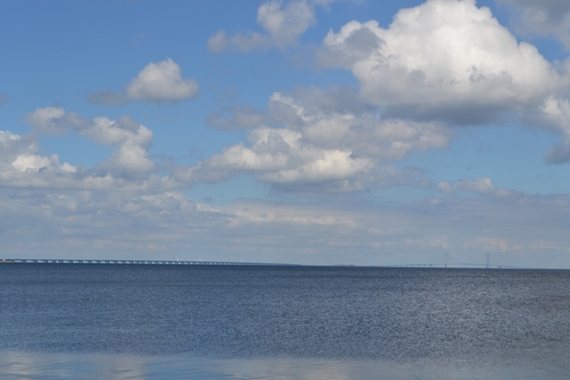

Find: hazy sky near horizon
<box><xmin>2</xmin><ymin>0</ymin><xmax>570</xmax><ymax>267</ymax></box>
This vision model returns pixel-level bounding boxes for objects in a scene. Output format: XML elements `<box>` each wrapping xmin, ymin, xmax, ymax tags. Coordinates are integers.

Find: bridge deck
<box><xmin>4</xmin><ymin>259</ymin><xmax>299</xmax><ymax>266</ymax></box>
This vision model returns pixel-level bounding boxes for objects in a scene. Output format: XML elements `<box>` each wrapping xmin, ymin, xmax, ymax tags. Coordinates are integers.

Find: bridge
<box><xmin>0</xmin><ymin>253</ymin><xmax>531</xmax><ymax>269</ymax></box>
<box><xmin>386</xmin><ymin>263</ymin><xmax>529</xmax><ymax>269</ymax></box>
<box><xmin>385</xmin><ymin>253</ymin><xmax>531</xmax><ymax>269</ymax></box>
<box><xmin>1</xmin><ymin>258</ymin><xmax>300</xmax><ymax>266</ymax></box>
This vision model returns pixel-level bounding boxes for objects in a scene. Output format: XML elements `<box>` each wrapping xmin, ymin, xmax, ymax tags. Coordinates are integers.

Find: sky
<box><xmin>1</xmin><ymin>0</ymin><xmax>570</xmax><ymax>268</ymax></box>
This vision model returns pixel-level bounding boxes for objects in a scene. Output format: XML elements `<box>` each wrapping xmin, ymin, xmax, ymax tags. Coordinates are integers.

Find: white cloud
<box><xmin>176</xmin><ymin>127</ymin><xmax>374</xmax><ymax>191</ymax></box>
<box><xmin>0</xmin><ymin>108</ymin><xmax>170</xmax><ymax>190</ymax></box>
<box><xmin>25</xmin><ymin>107</ymin><xmax>89</xmax><ymax>135</ymax></box>
<box><xmin>534</xmin><ymin>96</ymin><xmax>570</xmax><ymax>135</ymax></box>
<box><xmin>268</xmin><ymin>90</ymin><xmax>451</xmax><ymax>161</ymax></box>
<box><xmin>316</xmin><ymin>0</ymin><xmax>570</xmax><ymax>165</ymax></box>
<box><xmin>186</xmin><ymin>192</ymin><xmax>570</xmax><ymax>266</ymax></box>
<box><xmin>0</xmin><ymin>129</ymin><xmax>80</xmax><ymax>188</ymax></box>
<box><xmin>87</xmin><ymin>116</ymin><xmax>155</xmax><ymax>175</ymax></box>
<box><xmin>437</xmin><ymin>177</ymin><xmax>519</xmax><ymax>198</ymax></box>
<box><xmin>524</xmin><ymin>96</ymin><xmax>570</xmax><ymax>163</ymax></box>
<box><xmin>89</xmin><ymin>59</ymin><xmax>199</xmax><ymax>105</ymax></box>
<box><xmin>257</xmin><ymin>0</ymin><xmax>315</xmax><ymax>48</ymax></box>
<box><xmin>207</xmin><ymin>30</ymin><xmax>228</xmax><ymax>53</ymax></box>
<box><xmin>6</xmin><ymin>1</ymin><xmax>570</xmax><ymax>268</ymax></box>
<box><xmin>24</xmin><ymin>107</ymin><xmax>154</xmax><ymax>174</ymax></box>
<box><xmin>405</xmin><ymin>234</ymin><xmax>451</xmax><ymax>250</ymax></box>
<box><xmin>0</xmin><ymin>131</ymin><xmax>36</xmax><ymax>160</ymax></box>
<box><xmin>463</xmin><ymin>237</ymin><xmax>520</xmax><ymax>252</ymax></box>
<box><xmin>320</xmin><ymin>0</ymin><xmax>563</xmax><ymax>125</ymax></box>
<box><xmin>514</xmin><ymin>95</ymin><xmax>570</xmax><ymax>163</ymax></box>
<box><xmin>209</xmin><ymin>86</ymin><xmax>451</xmax><ymax>160</ymax></box>
<box><xmin>198</xmin><ymin>199</ymin><xmax>354</xmax><ymax>228</ymax></box>
<box><xmin>228</xmin><ymin>32</ymin><xmax>272</xmax><ymax>53</ymax></box>
<box><xmin>179</xmin><ymin>85</ymin><xmax>450</xmax><ymax>193</ymax></box>
<box><xmin>125</xmin><ymin>59</ymin><xmax>199</xmax><ymax>102</ymax></box>
<box><xmin>2</xmin><ymin>172</ymin><xmax>570</xmax><ymax>266</ymax></box>
<box><xmin>498</xmin><ymin>0</ymin><xmax>570</xmax><ymax>49</ymax></box>
<box><xmin>11</xmin><ymin>154</ymin><xmax>76</xmax><ymax>173</ymax></box>
<box><xmin>208</xmin><ymin>0</ymin><xmax>321</xmax><ymax>53</ymax></box>
<box><xmin>26</xmin><ymin>107</ymin><xmax>64</xmax><ymax>130</ymax></box>
<box><xmin>1</xmin><ymin>129</ymin><xmax>67</xmax><ymax>174</ymax></box>
<box><xmin>528</xmin><ymin>240</ymin><xmax>560</xmax><ymax>250</ymax></box>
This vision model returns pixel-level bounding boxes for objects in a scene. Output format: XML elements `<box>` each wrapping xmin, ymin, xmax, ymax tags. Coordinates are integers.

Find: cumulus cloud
<box><xmin>0</xmin><ymin>107</ymin><xmax>171</xmax><ymax>190</ymax></box>
<box><xmin>179</xmin><ymin>86</ymin><xmax>449</xmax><ymax>193</ymax></box>
<box><xmin>125</xmin><ymin>59</ymin><xmax>199</xmax><ymax>102</ymax></box>
<box><xmin>1</xmin><ymin>126</ymin><xmax>76</xmax><ymax>178</ymax></box>
<box><xmin>175</xmin><ymin>127</ymin><xmax>375</xmax><ymax>192</ymax></box>
<box><xmin>11</xmin><ymin>154</ymin><xmax>76</xmax><ymax>174</ymax></box>
<box><xmin>498</xmin><ymin>0</ymin><xmax>570</xmax><ymax>49</ymax></box>
<box><xmin>267</xmin><ymin>90</ymin><xmax>451</xmax><ymax>160</ymax></box>
<box><xmin>314</xmin><ymin>0</ymin><xmax>570</xmax><ymax>165</ymax></box>
<box><xmin>0</xmin><ymin>129</ymin><xmax>79</xmax><ymax>188</ymax></box>
<box><xmin>320</xmin><ymin>0</ymin><xmax>563</xmax><ymax>125</ymax></box>
<box><xmin>523</xmin><ymin>96</ymin><xmax>570</xmax><ymax>163</ymax></box>
<box><xmin>88</xmin><ymin>59</ymin><xmax>199</xmax><ymax>105</ymax></box>
<box><xmin>87</xmin><ymin>116</ymin><xmax>155</xmax><ymax>176</ymax></box>
<box><xmin>0</xmin><ymin>131</ymin><xmax>37</xmax><ymax>161</ymax></box>
<box><xmin>208</xmin><ymin>0</ymin><xmax>322</xmax><ymax>53</ymax></box>
<box><xmin>514</xmin><ymin>95</ymin><xmax>570</xmax><ymax>164</ymax></box>
<box><xmin>257</xmin><ymin>0</ymin><xmax>316</xmax><ymax>48</ymax></box>
<box><xmin>25</xmin><ymin>107</ymin><xmax>89</xmax><ymax>135</ymax></box>
<box><xmin>210</xmin><ymin>86</ymin><xmax>451</xmax><ymax>159</ymax></box>
<box><xmin>36</xmin><ymin>107</ymin><xmax>155</xmax><ymax>176</ymax></box>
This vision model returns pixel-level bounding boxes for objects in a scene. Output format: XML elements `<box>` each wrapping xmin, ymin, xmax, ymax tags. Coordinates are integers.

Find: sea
<box><xmin>0</xmin><ymin>264</ymin><xmax>569</xmax><ymax>379</ymax></box>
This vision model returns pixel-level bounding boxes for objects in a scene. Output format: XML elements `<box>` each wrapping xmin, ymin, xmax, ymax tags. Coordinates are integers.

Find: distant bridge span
<box><xmin>385</xmin><ymin>263</ymin><xmax>530</xmax><ymax>269</ymax></box>
<box><xmin>385</xmin><ymin>253</ymin><xmax>531</xmax><ymax>269</ymax></box>
<box><xmin>3</xmin><ymin>258</ymin><xmax>300</xmax><ymax>267</ymax></box>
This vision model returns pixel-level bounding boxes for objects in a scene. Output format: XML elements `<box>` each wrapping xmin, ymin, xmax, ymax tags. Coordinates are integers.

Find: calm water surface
<box><xmin>0</xmin><ymin>264</ymin><xmax>569</xmax><ymax>379</ymax></box>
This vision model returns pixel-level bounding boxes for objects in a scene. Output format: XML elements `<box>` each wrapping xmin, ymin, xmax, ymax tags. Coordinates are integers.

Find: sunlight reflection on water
<box><xmin>0</xmin><ymin>351</ymin><xmax>560</xmax><ymax>380</ymax></box>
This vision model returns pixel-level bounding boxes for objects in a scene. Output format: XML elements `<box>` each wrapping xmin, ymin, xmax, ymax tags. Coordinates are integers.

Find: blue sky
<box><xmin>2</xmin><ymin>0</ymin><xmax>570</xmax><ymax>268</ymax></box>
